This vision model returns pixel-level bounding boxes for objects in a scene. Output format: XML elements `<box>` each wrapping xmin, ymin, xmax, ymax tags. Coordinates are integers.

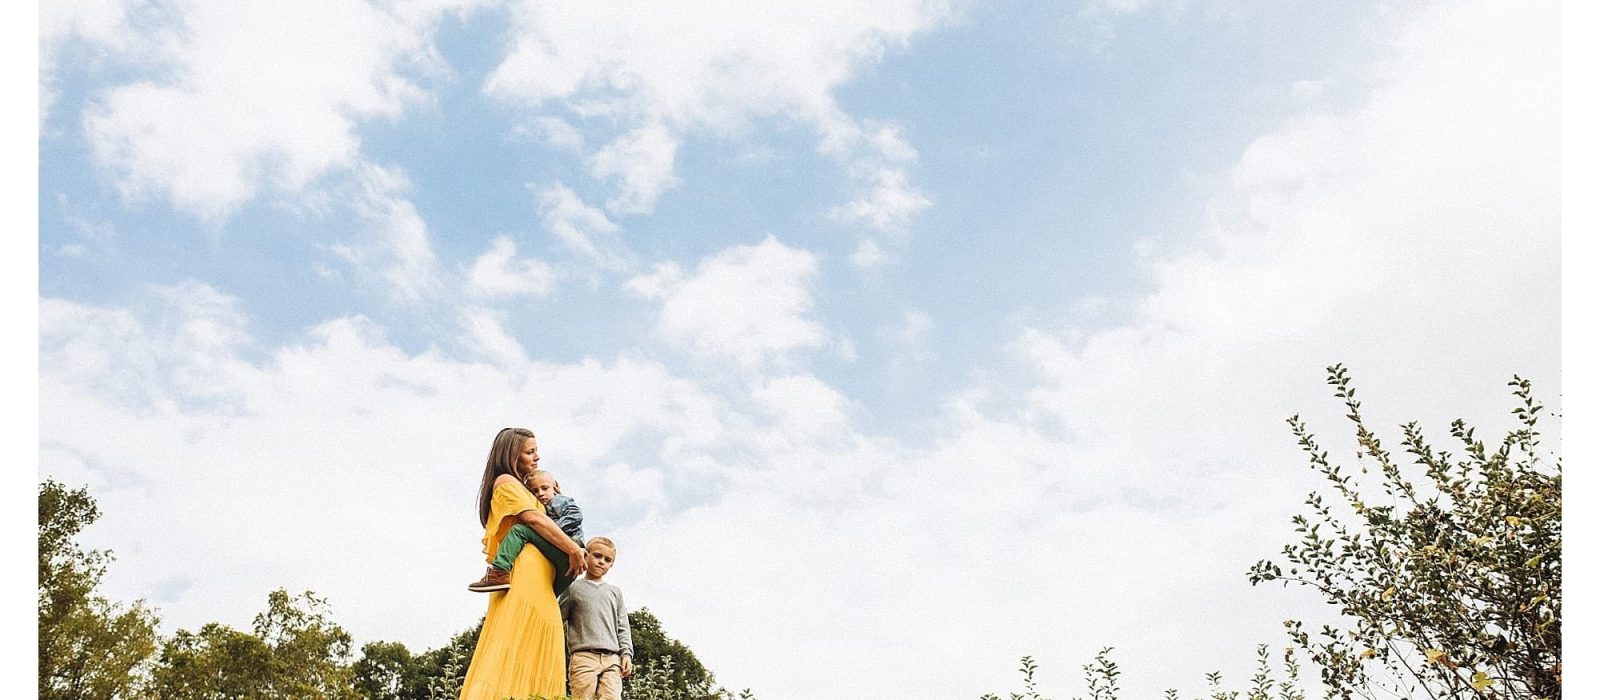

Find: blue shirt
<box><xmin>547</xmin><ymin>493</ymin><xmax>585</xmax><ymax>546</ymax></box>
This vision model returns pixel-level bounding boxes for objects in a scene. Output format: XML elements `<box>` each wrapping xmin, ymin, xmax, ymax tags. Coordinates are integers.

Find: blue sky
<box><xmin>41</xmin><ymin>0</ymin><xmax>1394</xmax><ymax>426</ymax></box>
<box><xmin>31</xmin><ymin>1</ymin><xmax>1563</xmax><ymax>697</ymax></box>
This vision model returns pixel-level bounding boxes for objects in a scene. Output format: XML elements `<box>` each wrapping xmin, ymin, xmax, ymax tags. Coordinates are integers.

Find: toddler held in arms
<box><xmin>560</xmin><ymin>537</ymin><xmax>633</xmax><ymax>700</ymax></box>
<box><xmin>468</xmin><ymin>469</ymin><xmax>586</xmax><ymax>595</ymax></box>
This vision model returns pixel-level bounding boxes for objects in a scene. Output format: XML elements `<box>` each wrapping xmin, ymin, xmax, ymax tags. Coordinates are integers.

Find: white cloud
<box><xmin>830</xmin><ymin>166</ymin><xmax>932</xmax><ymax>233</ymax></box>
<box><xmin>595</xmin><ymin>462</ymin><xmax>667</xmax><ymax>512</ymax></box>
<box><xmin>1009</xmin><ymin>0</ymin><xmax>1558</xmax><ymax>493</ymax></box>
<box><xmin>39</xmin><ymin>280</ymin><xmax>254</xmax><ymax>412</ymax></box>
<box><xmin>34</xmin><ymin>3</ymin><xmax>1559</xmax><ymax>700</ymax></box>
<box><xmin>823</xmin><ymin>122</ymin><xmax>929</xmax><ymax>232</ymax></box>
<box><xmin>848</xmin><ymin>239</ymin><xmax>889</xmax><ymax>268</ymax></box>
<box><xmin>457</xmin><ymin>306</ymin><xmax>531</xmax><ymax>370</ymax></box>
<box><xmin>626</xmin><ymin>237</ymin><xmax>828</xmax><ymax>370</ymax></box>
<box><xmin>40</xmin><ymin>0</ymin><xmax>135</xmax><ymax>52</ymax></box>
<box><xmin>484</xmin><ymin>2</ymin><xmax>952</xmax><ymax>129</ymax></box>
<box><xmin>828</xmin><ymin>123</ymin><xmax>930</xmax><ymax>262</ymax></box>
<box><xmin>991</xmin><ymin>0</ymin><xmax>1555</xmax><ymax>691</ymax></box>
<box><xmin>328</xmin><ymin>163</ymin><xmax>442</xmax><ymax>303</ymax></box>
<box><xmin>587</xmin><ymin>2</ymin><xmax>1563</xmax><ymax>697</ymax></box>
<box><xmin>40</xmin><ymin>0</ymin><xmax>137</xmax><ymax>117</ymax></box>
<box><xmin>750</xmin><ymin>374</ymin><xmax>854</xmax><ymax>442</ymax></box>
<box><xmin>528</xmin><ymin>116</ymin><xmax>585</xmax><ymax>152</ymax></box>
<box><xmin>833</xmin><ymin>334</ymin><xmax>859</xmax><ymax>363</ymax></box>
<box><xmin>1072</xmin><ymin>0</ymin><xmax>1189</xmax><ymax>52</ymax></box>
<box><xmin>466</xmin><ymin>236</ymin><xmax>557</xmax><ymax>299</ymax></box>
<box><xmin>898</xmin><ymin>308</ymin><xmax>934</xmax><ymax>347</ymax></box>
<box><xmin>589</xmin><ymin>123</ymin><xmax>681</xmax><ymax>216</ymax></box>
<box><xmin>79</xmin><ymin>0</ymin><xmax>476</xmax><ymax>219</ymax></box>
<box><xmin>483</xmin><ymin>1</ymin><xmax>950</xmax><ymax>222</ymax></box>
<box><xmin>1290</xmin><ymin>78</ymin><xmax>1327</xmax><ymax>103</ymax></box>
<box><xmin>39</xmin><ymin>284</ymin><xmax>733</xmax><ymax>655</ymax></box>
<box><xmin>42</xmin><ymin>277</ymin><xmax>1281</xmax><ymax>698</ymax></box>
<box><xmin>535</xmin><ymin>184</ymin><xmax>630</xmax><ymax>270</ymax></box>
<box><xmin>1081</xmin><ymin>0</ymin><xmax>1163</xmax><ymax>16</ymax></box>
<box><xmin>312</xmin><ymin>261</ymin><xmax>343</xmax><ymax>283</ymax></box>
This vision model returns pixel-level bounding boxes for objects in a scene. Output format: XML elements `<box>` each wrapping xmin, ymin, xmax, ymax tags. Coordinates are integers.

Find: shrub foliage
<box><xmin>980</xmin><ymin>368</ymin><xmax>1561</xmax><ymax>700</ymax></box>
<box><xmin>1248</xmin><ymin>366</ymin><xmax>1560</xmax><ymax>699</ymax></box>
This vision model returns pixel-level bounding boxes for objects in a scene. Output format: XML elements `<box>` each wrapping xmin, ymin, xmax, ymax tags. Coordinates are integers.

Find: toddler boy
<box><xmin>559</xmin><ymin>537</ymin><xmax>634</xmax><ymax>700</ymax></box>
<box><xmin>468</xmin><ymin>469</ymin><xmax>586</xmax><ymax>594</ymax></box>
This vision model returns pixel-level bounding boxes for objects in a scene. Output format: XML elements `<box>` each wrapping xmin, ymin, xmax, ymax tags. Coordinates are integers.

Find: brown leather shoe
<box><xmin>468</xmin><ymin>567</ymin><xmax>511</xmax><ymax>592</ymax></box>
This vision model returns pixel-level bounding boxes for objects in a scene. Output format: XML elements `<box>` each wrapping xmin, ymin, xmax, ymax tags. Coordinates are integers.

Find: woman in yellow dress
<box><xmin>460</xmin><ymin>428</ymin><xmax>587</xmax><ymax>700</ymax></box>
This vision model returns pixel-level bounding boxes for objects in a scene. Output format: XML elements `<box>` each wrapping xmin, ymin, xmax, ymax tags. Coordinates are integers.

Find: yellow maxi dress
<box><xmin>459</xmin><ymin>480</ymin><xmax>567</xmax><ymax>700</ymax></box>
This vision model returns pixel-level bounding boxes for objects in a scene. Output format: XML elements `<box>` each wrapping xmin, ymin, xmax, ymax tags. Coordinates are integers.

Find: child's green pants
<box><xmin>493</xmin><ymin>523</ymin><xmax>578</xmax><ymax>596</ymax></box>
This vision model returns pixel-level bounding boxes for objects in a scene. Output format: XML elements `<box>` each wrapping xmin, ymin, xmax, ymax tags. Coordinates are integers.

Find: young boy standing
<box><xmin>559</xmin><ymin>537</ymin><xmax>633</xmax><ymax>700</ymax></box>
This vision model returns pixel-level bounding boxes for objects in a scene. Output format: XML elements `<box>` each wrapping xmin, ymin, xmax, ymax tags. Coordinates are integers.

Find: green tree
<box><xmin>146</xmin><ymin>589</ymin><xmax>358</xmax><ymax>699</ymax></box>
<box><xmin>352</xmin><ymin>620</ymin><xmax>482</xmax><ymax>700</ymax></box>
<box><xmin>1249</xmin><ymin>366</ymin><xmax>1561</xmax><ymax>699</ymax></box>
<box><xmin>258</xmin><ymin>589</ymin><xmax>359</xmax><ymax>697</ymax></box>
<box><xmin>412</xmin><ymin>620</ymin><xmax>481</xmax><ymax>699</ymax></box>
<box><xmin>38</xmin><ymin>478</ymin><xmax>160</xmax><ymax>700</ymax></box>
<box><xmin>146</xmin><ymin>623</ymin><xmax>275</xmax><ymax>699</ymax></box>
<box><xmin>353</xmin><ymin>640</ymin><xmax>420</xmax><ymax>700</ymax></box>
<box><xmin>355</xmin><ymin>608</ymin><xmax>754</xmax><ymax>700</ymax></box>
<box><xmin>625</xmin><ymin>607</ymin><xmax>721</xmax><ymax>700</ymax></box>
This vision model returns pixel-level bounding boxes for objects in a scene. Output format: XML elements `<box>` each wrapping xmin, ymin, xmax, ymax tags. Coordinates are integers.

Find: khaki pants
<box><xmin>568</xmin><ymin>650</ymin><xmax>623</xmax><ymax>700</ymax></box>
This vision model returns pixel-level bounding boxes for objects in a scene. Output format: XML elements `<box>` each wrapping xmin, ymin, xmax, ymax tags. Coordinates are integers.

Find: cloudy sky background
<box><xmin>32</xmin><ymin>0</ymin><xmax>1561</xmax><ymax>697</ymax></box>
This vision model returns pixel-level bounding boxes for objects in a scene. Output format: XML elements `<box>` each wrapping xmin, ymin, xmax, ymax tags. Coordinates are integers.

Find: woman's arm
<box><xmin>496</xmin><ymin>475</ymin><xmax>587</xmax><ymax>576</ymax></box>
<box><xmin>514</xmin><ymin>508</ymin><xmax>581</xmax><ymax>553</ymax></box>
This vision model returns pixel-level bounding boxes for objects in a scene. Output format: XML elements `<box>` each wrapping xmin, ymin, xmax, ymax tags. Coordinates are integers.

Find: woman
<box><xmin>459</xmin><ymin>428</ymin><xmax>587</xmax><ymax>700</ymax></box>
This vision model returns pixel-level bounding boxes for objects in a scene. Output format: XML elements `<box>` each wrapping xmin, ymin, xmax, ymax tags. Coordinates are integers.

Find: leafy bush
<box><xmin>1249</xmin><ymin>366</ymin><xmax>1561</xmax><ymax>699</ymax></box>
<box><xmin>625</xmin><ymin>608</ymin><xmax>755</xmax><ymax>700</ymax></box>
<box><xmin>981</xmin><ymin>368</ymin><xmax>1561</xmax><ymax>700</ymax></box>
<box><xmin>981</xmin><ymin>646</ymin><xmax>1306</xmax><ymax>700</ymax></box>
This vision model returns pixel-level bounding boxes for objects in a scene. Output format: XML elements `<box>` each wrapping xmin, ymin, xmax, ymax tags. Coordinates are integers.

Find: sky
<box><xmin>25</xmin><ymin>0</ymin><xmax>1568</xmax><ymax>698</ymax></box>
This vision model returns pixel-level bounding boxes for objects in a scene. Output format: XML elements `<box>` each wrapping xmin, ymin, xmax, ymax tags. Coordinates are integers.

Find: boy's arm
<box><xmin>615</xmin><ymin>588</ymin><xmax>634</xmax><ymax>676</ymax></box>
<box><xmin>615</xmin><ymin>588</ymin><xmax>633</xmax><ymax>658</ymax></box>
<box><xmin>551</xmin><ymin>496</ymin><xmax>584</xmax><ymax>536</ymax></box>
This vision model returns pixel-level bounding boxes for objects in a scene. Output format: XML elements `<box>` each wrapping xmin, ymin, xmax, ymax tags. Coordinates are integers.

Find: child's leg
<box><xmin>594</xmin><ymin>653</ymin><xmax>623</xmax><ymax>700</ymax></box>
<box><xmin>490</xmin><ymin>523</ymin><xmax>538</xmax><ymax>571</ymax></box>
<box><xmin>568</xmin><ymin>651</ymin><xmax>601</xmax><ymax>700</ymax></box>
<box><xmin>496</xmin><ymin>523</ymin><xmax>577</xmax><ymax>595</ymax></box>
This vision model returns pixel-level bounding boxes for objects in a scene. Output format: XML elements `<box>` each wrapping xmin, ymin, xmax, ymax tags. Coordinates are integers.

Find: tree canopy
<box><xmin>38</xmin><ymin>479</ymin><xmax>160</xmax><ymax>700</ymax></box>
<box><xmin>145</xmin><ymin>589</ymin><xmax>359</xmax><ymax>700</ymax></box>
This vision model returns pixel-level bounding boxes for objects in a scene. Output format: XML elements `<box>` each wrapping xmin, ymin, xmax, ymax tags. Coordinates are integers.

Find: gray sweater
<box><xmin>558</xmin><ymin>578</ymin><xmax>633</xmax><ymax>656</ymax></box>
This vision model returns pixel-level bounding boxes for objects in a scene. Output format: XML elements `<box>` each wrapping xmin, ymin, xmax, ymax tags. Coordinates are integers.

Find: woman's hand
<box><xmin>512</xmin><ymin>505</ymin><xmax>587</xmax><ymax>576</ymax></box>
<box><xmin>566</xmin><ymin>548</ymin><xmax>587</xmax><ymax>578</ymax></box>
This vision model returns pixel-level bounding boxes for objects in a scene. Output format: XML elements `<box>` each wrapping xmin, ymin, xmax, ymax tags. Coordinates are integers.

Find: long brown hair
<box><xmin>477</xmin><ymin>427</ymin><xmax>536</xmax><ymax>527</ymax></box>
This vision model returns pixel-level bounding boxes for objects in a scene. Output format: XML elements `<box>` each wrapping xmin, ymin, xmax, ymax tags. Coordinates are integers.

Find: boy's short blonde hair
<box><xmin>586</xmin><ymin>536</ymin><xmax>617</xmax><ymax>555</ymax></box>
<box><xmin>524</xmin><ymin>469</ymin><xmax>559</xmax><ymax>490</ymax></box>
